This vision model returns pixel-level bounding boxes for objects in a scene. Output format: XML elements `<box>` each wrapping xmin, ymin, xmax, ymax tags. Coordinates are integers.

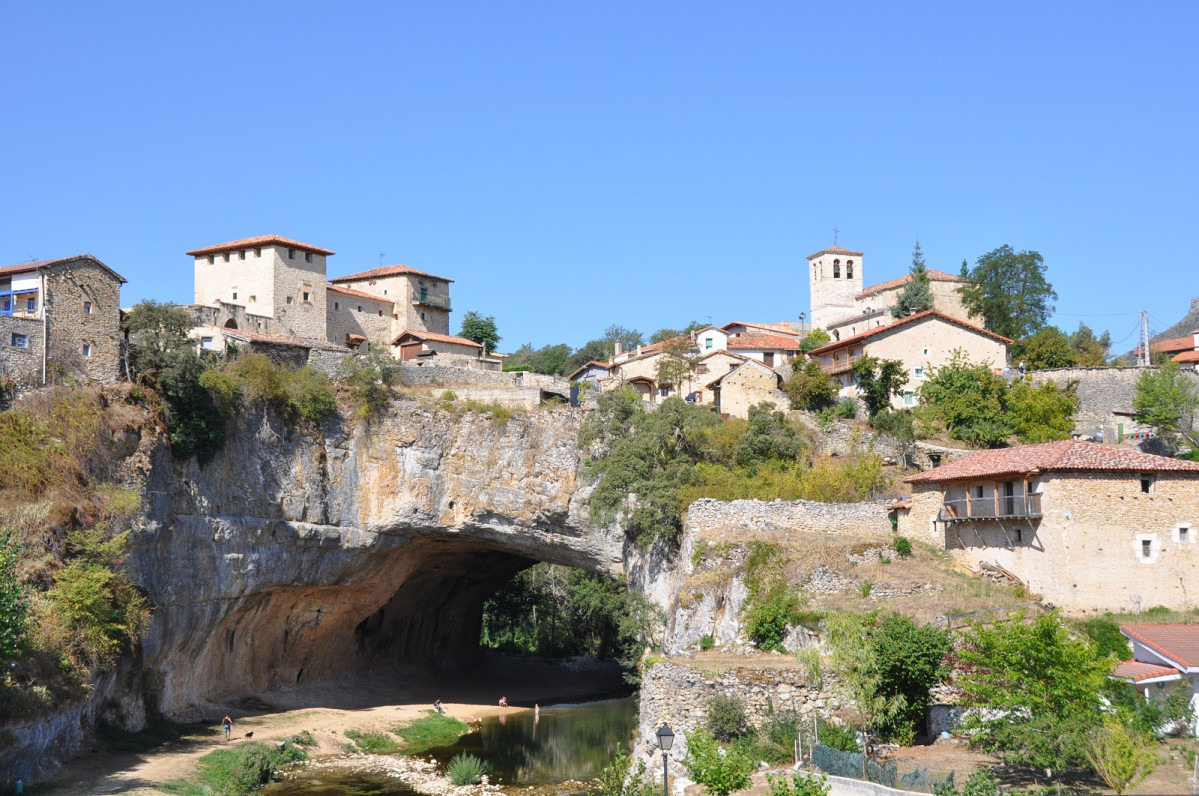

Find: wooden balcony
<box><xmin>938</xmin><ymin>492</ymin><xmax>1043</xmax><ymax>523</ymax></box>
<box><xmin>820</xmin><ymin>351</ymin><xmax>864</xmax><ymax>374</ymax></box>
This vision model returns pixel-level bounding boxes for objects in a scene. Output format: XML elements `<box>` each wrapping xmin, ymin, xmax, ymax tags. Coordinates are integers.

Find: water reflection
<box><xmin>423</xmin><ymin>697</ymin><xmax>637</xmax><ymax>785</ymax></box>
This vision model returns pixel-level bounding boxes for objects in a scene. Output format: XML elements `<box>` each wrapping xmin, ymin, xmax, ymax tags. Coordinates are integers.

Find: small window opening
<box><xmin>286</xmin><ymin>296</ymin><xmax>293</xmax><ymax>304</ymax></box>
<box><xmin>1141</xmin><ymin>476</ymin><xmax>1153</xmax><ymax>494</ymax></box>
<box><xmin>288</xmin><ymin>249</ymin><xmax>295</xmax><ymax>260</ymax></box>
<box><xmin>1015</xmin><ymin>528</ymin><xmax>1022</xmax><ymax>543</ymax></box>
<box><xmin>334</xmin><ymin>302</ymin><xmax>339</xmax><ymax>310</ymax></box>
<box><xmin>83</xmin><ymin>301</ymin><xmax>92</xmax><ymax>314</ymax></box>
<box><xmin>302</xmin><ymin>291</ymin><xmax>310</xmax><ymax>302</ymax></box>
<box><xmin>305</xmin><ymin>253</ymin><xmax>312</xmax><ymax>263</ymax></box>
<box><xmin>378</xmin><ymin>310</ymin><xmax>383</xmax><ymax>316</ymax></box>
<box><xmin>238</xmin><ymin>250</ymin><xmax>245</xmax><ymax>260</ymax></box>
<box><xmin>27</xmin><ymin>297</ymin><xmax>35</xmax><ymax>312</ymax></box>
<box><xmin>847</xmin><ymin>260</ymin><xmax>854</xmax><ymax>278</ymax></box>
<box><xmin>11</xmin><ymin>333</ymin><xmax>28</xmax><ymax>349</ymax></box>
<box><xmin>255</xmin><ymin>248</ymin><xmax>262</xmax><ymax>256</ymax></box>
<box><xmin>82</xmin><ymin>344</ymin><xmax>92</xmax><ymax>358</ymax></box>
<box><xmin>207</xmin><ymin>255</ymin><xmax>214</xmax><ymax>264</ymax></box>
<box><xmin>1181</xmin><ymin>527</ymin><xmax>1190</xmax><ymax>543</ymax></box>
<box><xmin>1142</xmin><ymin>539</ymin><xmax>1152</xmax><ymax>558</ymax></box>
<box><xmin>833</xmin><ymin>259</ymin><xmax>841</xmax><ymax>278</ymax></box>
<box><xmin>357</xmin><ymin>305</ymin><xmax>362</xmax><ymax>312</ymax></box>
<box><xmin>223</xmin><ymin>253</ymin><xmax>230</xmax><ymax>262</ymax></box>
<box><xmin>232</xmin><ymin>292</ymin><xmax>238</xmax><ymax>300</ymax></box>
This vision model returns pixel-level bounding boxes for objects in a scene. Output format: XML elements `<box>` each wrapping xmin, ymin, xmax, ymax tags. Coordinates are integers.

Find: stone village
<box><xmin>5</xmin><ymin>233</ymin><xmax>1199</xmax><ymax>792</ymax></box>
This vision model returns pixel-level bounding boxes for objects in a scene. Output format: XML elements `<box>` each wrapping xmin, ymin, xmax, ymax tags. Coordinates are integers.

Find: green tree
<box><xmin>733</xmin><ymin>403</ymin><xmax>806</xmax><ymax>469</ymax></box>
<box><xmin>1022</xmin><ymin>326</ymin><xmax>1078</xmax><ymax>370</ymax></box>
<box><xmin>784</xmin><ymin>359</ymin><xmax>837</xmax><ymax>411</ymax></box>
<box><xmin>504</xmin><ymin>342</ymin><xmax>573</xmax><ymax>375</ymax></box>
<box><xmin>590</xmin><ymin>747</ymin><xmax>659</xmax><ymax>796</ymax></box>
<box><xmin>958</xmin><ymin>245</ymin><xmax>1057</xmax><ymax>340</ymax></box>
<box><xmin>1133</xmin><ymin>362</ymin><xmax>1199</xmax><ymax>450</ymax></box>
<box><xmin>335</xmin><ymin>343</ymin><xmax>401</xmax><ymax>420</ymax></box>
<box><xmin>565</xmin><ymin>325</ymin><xmax>646</xmax><ymax>373</ymax></box>
<box><xmin>655</xmin><ymin>336</ymin><xmax>700</xmax><ymax>393</ymax></box>
<box><xmin>0</xmin><ymin>530</ymin><xmax>27</xmax><ymax>660</ymax></box>
<box><xmin>683</xmin><ymin>728</ymin><xmax>755</xmax><ymax>796</ymax></box>
<box><xmin>851</xmin><ymin>356</ymin><xmax>907</xmax><ymax>417</ymax></box>
<box><xmin>800</xmin><ymin>328</ymin><xmax>831</xmax><ymax>353</ymax></box>
<box><xmin>891</xmin><ymin>240</ymin><xmax>935</xmax><ymax>318</ymax></box>
<box><xmin>1005</xmin><ymin>379</ymin><xmax>1078</xmax><ymax>444</ymax></box>
<box><xmin>1084</xmin><ymin>719</ymin><xmax>1157</xmax><ymax>794</ymax></box>
<box><xmin>918</xmin><ymin>352</ymin><xmax>1011</xmax><ymax>447</ymax></box>
<box><xmin>459</xmin><ymin>311</ymin><xmax>501</xmax><ymax>355</ymax></box>
<box><xmin>651</xmin><ymin>321</ymin><xmax>706</xmax><ymax>344</ymax></box>
<box><xmin>954</xmin><ymin>610</ymin><xmax>1114</xmax><ymax>778</ymax></box>
<box><xmin>1069</xmin><ymin>323</ymin><xmax>1112</xmax><ymax>366</ymax></box>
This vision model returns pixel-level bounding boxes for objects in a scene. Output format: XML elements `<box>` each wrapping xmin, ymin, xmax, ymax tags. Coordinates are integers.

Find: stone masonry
<box><xmin>1032</xmin><ymin>366</ymin><xmax>1199</xmax><ymax>439</ymax></box>
<box><xmin>685</xmin><ymin>497</ymin><xmax>892</xmax><ymax>541</ymax></box>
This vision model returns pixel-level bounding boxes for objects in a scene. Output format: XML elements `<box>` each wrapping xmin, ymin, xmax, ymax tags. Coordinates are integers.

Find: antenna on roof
<box><xmin>26</xmin><ymin>255</ymin><xmax>38</xmax><ymax>263</ymax></box>
<box><xmin>379</xmin><ymin>251</ymin><xmax>385</xmax><ymax>267</ymax></box>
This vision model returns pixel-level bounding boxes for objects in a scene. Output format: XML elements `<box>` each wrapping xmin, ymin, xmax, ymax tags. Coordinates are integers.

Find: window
<box><xmin>357</xmin><ymin>305</ymin><xmax>362</xmax><ymax>312</ymax></box>
<box><xmin>249</xmin><ymin>295</ymin><xmax>255</xmax><ymax>303</ymax></box>
<box><xmin>764</xmin><ymin>352</ymin><xmax>775</xmax><ymax>367</ymax></box>
<box><xmin>288</xmin><ymin>249</ymin><xmax>295</xmax><ymax>260</ymax></box>
<box><xmin>232</xmin><ymin>292</ymin><xmax>238</xmax><ymax>300</ymax></box>
<box><xmin>11</xmin><ymin>333</ymin><xmax>27</xmax><ymax>348</ymax></box>
<box><xmin>223</xmin><ymin>253</ymin><xmax>229</xmax><ymax>263</ymax></box>
<box><xmin>302</xmin><ymin>291</ymin><xmax>310</xmax><ymax>302</ymax></box>
<box><xmin>1014</xmin><ymin>528</ymin><xmax>1022</xmax><ymax>543</ymax></box>
<box><xmin>847</xmin><ymin>260</ymin><xmax>854</xmax><ymax>278</ymax></box>
<box><xmin>903</xmin><ymin>390</ymin><xmax>915</xmax><ymax>407</ymax></box>
<box><xmin>923</xmin><ymin>348</ymin><xmax>929</xmax><ymax>356</ymax></box>
<box><xmin>26</xmin><ymin>297</ymin><xmax>35</xmax><ymax>312</ymax></box>
<box><xmin>82</xmin><ymin>344</ymin><xmax>91</xmax><ymax>358</ymax></box>
<box><xmin>697</xmin><ymin>364</ymin><xmax>709</xmax><ymax>375</ymax></box>
<box><xmin>705</xmin><ymin>338</ymin><xmax>713</xmax><ymax>349</ymax></box>
<box><xmin>1141</xmin><ymin>476</ymin><xmax>1154</xmax><ymax>494</ymax></box>
<box><xmin>833</xmin><ymin>259</ymin><xmax>841</xmax><ymax>278</ymax></box>
<box><xmin>1180</xmin><ymin>527</ymin><xmax>1190</xmax><ymax>543</ymax></box>
<box><xmin>255</xmin><ymin>248</ymin><xmax>262</xmax><ymax>257</ymax></box>
<box><xmin>1</xmin><ymin>298</ymin><xmax>8</xmax><ymax>312</ymax></box>
<box><xmin>1142</xmin><ymin>539</ymin><xmax>1152</xmax><ymax>558</ymax></box>
<box><xmin>420</xmin><ymin>287</ymin><xmax>429</xmax><ymax>302</ymax></box>
<box><xmin>305</xmin><ymin>253</ymin><xmax>312</xmax><ymax>263</ymax></box>
<box><xmin>914</xmin><ymin>367</ymin><xmax>924</xmax><ymax>379</ymax></box>
<box><xmin>201</xmin><ymin>336</ymin><xmax>215</xmax><ymax>350</ymax></box>
<box><xmin>421</xmin><ymin>311</ymin><xmax>427</xmax><ymax>321</ymax></box>
<box><xmin>975</xmin><ymin>485</ymin><xmax>985</xmax><ymax>500</ymax></box>
<box><xmin>207</xmin><ymin>255</ymin><xmax>214</xmax><ymax>264</ymax></box>
<box><xmin>238</xmin><ymin>251</ymin><xmax>245</xmax><ymax>260</ymax></box>
<box><xmin>286</xmin><ymin>296</ymin><xmax>293</xmax><ymax>304</ymax></box>
<box><xmin>83</xmin><ymin>301</ymin><xmax>92</xmax><ymax>314</ymax></box>
<box><xmin>334</xmin><ymin>302</ymin><xmax>339</xmax><ymax>310</ymax></box>
<box><xmin>378</xmin><ymin>310</ymin><xmax>383</xmax><ymax>316</ymax></box>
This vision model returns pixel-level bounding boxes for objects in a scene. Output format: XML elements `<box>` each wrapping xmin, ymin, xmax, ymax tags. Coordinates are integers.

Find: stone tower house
<box><xmin>188</xmin><ymin>235</ymin><xmax>333</xmax><ymax>341</ymax></box>
<box><xmin>807</xmin><ymin>244</ymin><xmax>864</xmax><ymax>331</ymax></box>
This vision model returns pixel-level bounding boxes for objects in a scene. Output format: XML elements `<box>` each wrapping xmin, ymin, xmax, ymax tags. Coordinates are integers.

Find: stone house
<box><xmin>899</xmin><ymin>440</ymin><xmax>1199</xmax><ymax>612</ymax></box>
<box><xmin>706</xmin><ymin>359</ymin><xmax>786</xmax><ymax>419</ymax></box>
<box><xmin>328</xmin><ymin>263</ymin><xmax>453</xmax><ymax>339</ymax></box>
<box><xmin>567</xmin><ymin>360</ymin><xmax>610</xmax><ymax>385</ymax></box>
<box><xmin>392</xmin><ymin>329</ymin><xmax>499</xmax><ymax>370</ymax></box>
<box><xmin>807</xmin><ymin>242</ymin><xmax>978</xmax><ymax>336</ymax></box>
<box><xmin>0</xmin><ymin>255</ymin><xmax>126</xmax><ymax>387</ymax></box>
<box><xmin>1114</xmin><ymin>624</ymin><xmax>1199</xmax><ymax>734</ymax></box>
<box><xmin>725</xmin><ymin>331</ymin><xmax>802</xmax><ymax>370</ymax></box>
<box><xmin>807</xmin><ymin>309</ymin><xmax>1011</xmax><ymax>409</ymax></box>
<box><xmin>326</xmin><ymin>284</ymin><xmax>394</xmax><ymax>350</ymax></box>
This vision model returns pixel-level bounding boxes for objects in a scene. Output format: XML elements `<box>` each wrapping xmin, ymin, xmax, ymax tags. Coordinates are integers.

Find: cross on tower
<box><xmin>833</xmin><ymin>227</ymin><xmax>840</xmax><ymax>246</ymax></box>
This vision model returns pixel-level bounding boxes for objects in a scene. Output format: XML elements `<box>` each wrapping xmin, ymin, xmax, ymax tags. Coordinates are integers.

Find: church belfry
<box><xmin>807</xmin><ymin>244</ymin><xmax>864</xmax><ymax>331</ymax></box>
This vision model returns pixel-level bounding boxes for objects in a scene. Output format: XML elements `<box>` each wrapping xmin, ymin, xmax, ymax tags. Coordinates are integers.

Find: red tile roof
<box><xmin>906</xmin><ymin>440</ymin><xmax>1199</xmax><ymax>483</ymax></box>
<box><xmin>1121</xmin><ymin>625</ymin><xmax>1199</xmax><ymax>669</ymax></box>
<box><xmin>807</xmin><ymin>244</ymin><xmax>864</xmax><ymax>259</ymax></box>
<box><xmin>186</xmin><ymin>235</ymin><xmax>334</xmax><ymax>257</ymax></box>
<box><xmin>1172</xmin><ymin>350</ymin><xmax>1199</xmax><ymax>363</ymax></box>
<box><xmin>1151</xmin><ymin>336</ymin><xmax>1196</xmax><ymax>354</ymax></box>
<box><xmin>727</xmin><ymin>333</ymin><xmax>801</xmax><ymax>351</ymax></box>
<box><xmin>809</xmin><ymin>310</ymin><xmax>1012</xmax><ymax>356</ymax></box>
<box><xmin>327</xmin><ymin>284</ymin><xmax>393</xmax><ymax>302</ymax></box>
<box><xmin>721</xmin><ymin>321</ymin><xmax>800</xmax><ymax>335</ymax></box>
<box><xmin>857</xmin><ymin>269</ymin><xmax>963</xmax><ymax>299</ymax></box>
<box><xmin>705</xmin><ymin>358</ymin><xmax>779</xmax><ymax>388</ymax></box>
<box><xmin>391</xmin><ymin>329</ymin><xmax>482</xmax><ymax>348</ymax></box>
<box><xmin>1113</xmin><ymin>660</ymin><xmax>1182</xmax><ymax>682</ymax></box>
<box><xmin>567</xmin><ymin>361</ymin><xmax>610</xmax><ymax>380</ymax></box>
<box><xmin>331</xmin><ymin>264</ymin><xmax>453</xmax><ymax>283</ymax></box>
<box><xmin>0</xmin><ymin>254</ymin><xmax>127</xmax><ymax>284</ymax></box>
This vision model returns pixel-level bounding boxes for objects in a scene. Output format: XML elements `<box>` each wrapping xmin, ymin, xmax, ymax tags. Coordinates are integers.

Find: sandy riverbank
<box><xmin>37</xmin><ymin>655</ymin><xmax>629</xmax><ymax>796</ymax></box>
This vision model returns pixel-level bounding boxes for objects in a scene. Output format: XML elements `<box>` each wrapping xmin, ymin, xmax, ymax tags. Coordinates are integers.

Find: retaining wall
<box><xmin>685</xmin><ymin>497</ymin><xmax>892</xmax><ymax>540</ymax></box>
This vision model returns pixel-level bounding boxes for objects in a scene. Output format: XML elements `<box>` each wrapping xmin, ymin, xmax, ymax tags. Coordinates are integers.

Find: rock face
<box><xmin>130</xmin><ymin>401</ymin><xmax>623</xmax><ymax>716</ymax></box>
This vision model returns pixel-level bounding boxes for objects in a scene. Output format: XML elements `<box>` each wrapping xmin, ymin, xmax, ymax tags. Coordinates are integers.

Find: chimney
<box><xmin>614</xmin><ymin>340</ymin><xmax>624</xmax><ymax>357</ymax></box>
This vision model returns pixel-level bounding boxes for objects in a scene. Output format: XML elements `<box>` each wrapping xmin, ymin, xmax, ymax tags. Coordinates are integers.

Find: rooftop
<box><xmin>1112</xmin><ymin>660</ymin><xmax>1181</xmax><ymax>683</ymax></box>
<box><xmin>721</xmin><ymin>321</ymin><xmax>802</xmax><ymax>335</ymax></box>
<box><xmin>1121</xmin><ymin>624</ymin><xmax>1199</xmax><ymax>669</ymax></box>
<box><xmin>392</xmin><ymin>329</ymin><xmax>481</xmax><ymax>348</ymax></box>
<box><xmin>906</xmin><ymin>440</ymin><xmax>1199</xmax><ymax>484</ymax></box>
<box><xmin>331</xmin><ymin>264</ymin><xmax>453</xmax><ymax>284</ymax></box>
<box><xmin>727</xmin><ymin>332</ymin><xmax>801</xmax><ymax>351</ymax></box>
<box><xmin>0</xmin><ymin>254</ymin><xmax>128</xmax><ymax>284</ymax></box>
<box><xmin>857</xmin><ymin>268</ymin><xmax>963</xmax><ymax>299</ymax></box>
<box><xmin>807</xmin><ymin>244</ymin><xmax>864</xmax><ymax>260</ymax></box>
<box><xmin>186</xmin><ymin>235</ymin><xmax>335</xmax><ymax>257</ymax></box>
<box><xmin>808</xmin><ymin>309</ymin><xmax>1012</xmax><ymax>356</ymax></box>
<box><xmin>327</xmin><ymin>284</ymin><xmax>393</xmax><ymax>302</ymax></box>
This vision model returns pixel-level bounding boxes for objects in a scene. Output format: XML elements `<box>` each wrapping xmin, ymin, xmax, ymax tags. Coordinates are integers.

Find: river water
<box><xmin>264</xmin><ymin>697</ymin><xmax>638</xmax><ymax>795</ymax></box>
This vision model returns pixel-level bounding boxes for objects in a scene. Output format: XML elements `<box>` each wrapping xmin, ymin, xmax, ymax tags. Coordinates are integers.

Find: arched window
<box><xmin>833</xmin><ymin>259</ymin><xmax>841</xmax><ymax>278</ymax></box>
<box><xmin>847</xmin><ymin>260</ymin><xmax>854</xmax><ymax>279</ymax></box>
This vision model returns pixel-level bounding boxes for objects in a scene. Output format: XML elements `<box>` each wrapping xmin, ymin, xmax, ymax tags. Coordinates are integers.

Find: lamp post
<box><xmin>656</xmin><ymin>724</ymin><xmax>674</xmax><ymax>796</ymax></box>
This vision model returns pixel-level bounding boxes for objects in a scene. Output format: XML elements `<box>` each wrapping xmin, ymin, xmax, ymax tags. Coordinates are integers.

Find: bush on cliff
<box><xmin>335</xmin><ymin>344</ymin><xmax>402</xmax><ymax>420</ymax></box>
<box><xmin>200</xmin><ymin>353</ymin><xmax>337</xmax><ymax>425</ymax></box>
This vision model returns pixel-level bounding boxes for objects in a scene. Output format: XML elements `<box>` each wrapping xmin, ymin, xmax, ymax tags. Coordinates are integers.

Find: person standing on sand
<box><xmin>222</xmin><ymin>715</ymin><xmax>233</xmax><ymax>742</ymax></box>
<box><xmin>499</xmin><ymin>696</ymin><xmax>508</xmax><ymax>707</ymax></box>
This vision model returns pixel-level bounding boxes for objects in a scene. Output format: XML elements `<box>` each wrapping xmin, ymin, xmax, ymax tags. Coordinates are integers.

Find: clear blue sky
<box><xmin>3</xmin><ymin>2</ymin><xmax>1196</xmax><ymax>352</ymax></box>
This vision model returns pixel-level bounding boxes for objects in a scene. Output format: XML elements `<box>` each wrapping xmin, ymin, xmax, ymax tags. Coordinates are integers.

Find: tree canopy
<box><xmin>851</xmin><ymin>356</ymin><xmax>907</xmax><ymax>417</ymax></box>
<box><xmin>891</xmin><ymin>240</ymin><xmax>935</xmax><ymax>318</ymax></box>
<box><xmin>459</xmin><ymin>311</ymin><xmax>501</xmax><ymax>355</ymax></box>
<box><xmin>800</xmin><ymin>328</ymin><xmax>831</xmax><ymax>353</ymax></box>
<box><xmin>1133</xmin><ymin>362</ymin><xmax>1199</xmax><ymax>450</ymax></box>
<box><xmin>958</xmin><ymin>245</ymin><xmax>1057</xmax><ymax>340</ymax></box>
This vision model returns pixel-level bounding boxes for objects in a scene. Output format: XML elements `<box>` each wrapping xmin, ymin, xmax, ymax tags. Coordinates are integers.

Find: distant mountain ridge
<box><xmin>1151</xmin><ymin>297</ymin><xmax>1199</xmax><ymax>342</ymax></box>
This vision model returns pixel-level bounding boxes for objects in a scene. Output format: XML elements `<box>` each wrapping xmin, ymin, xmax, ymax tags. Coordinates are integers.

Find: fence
<box><xmin>811</xmin><ymin>745</ymin><xmax>941</xmax><ymax>793</ymax></box>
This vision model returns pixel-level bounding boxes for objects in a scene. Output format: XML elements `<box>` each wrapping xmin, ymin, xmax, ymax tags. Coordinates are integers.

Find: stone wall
<box><xmin>43</xmin><ymin>259</ymin><xmax>124</xmax><ymax>384</ymax></box>
<box><xmin>397</xmin><ymin>362</ymin><xmax>570</xmax><ymax>395</ymax></box>
<box><xmin>685</xmin><ymin>497</ymin><xmax>892</xmax><ymax>541</ymax></box>
<box><xmin>1031</xmin><ymin>367</ymin><xmax>1199</xmax><ymax>439</ymax></box>
<box><xmin>716</xmin><ymin>364</ymin><xmax>786</xmax><ymax>419</ymax></box>
<box><xmin>637</xmin><ymin>661</ymin><xmax>847</xmax><ymax>777</ymax></box>
<box><xmin>0</xmin><ymin>315</ymin><xmax>45</xmax><ymax>388</ymax></box>
<box><xmin>326</xmin><ymin>288</ymin><xmax>393</xmax><ymax>348</ymax></box>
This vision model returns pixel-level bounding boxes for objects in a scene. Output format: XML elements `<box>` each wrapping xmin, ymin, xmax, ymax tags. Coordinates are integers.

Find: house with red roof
<box><xmin>1114</xmin><ymin>624</ymin><xmax>1199</xmax><ymax>734</ymax></box>
<box><xmin>807</xmin><ymin>310</ymin><xmax>1011</xmax><ymax>409</ymax></box>
<box><xmin>900</xmin><ymin>441</ymin><xmax>1199</xmax><ymax>611</ymax></box>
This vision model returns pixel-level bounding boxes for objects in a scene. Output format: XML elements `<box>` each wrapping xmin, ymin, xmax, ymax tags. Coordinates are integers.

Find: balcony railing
<box><xmin>820</xmin><ymin>351</ymin><xmax>864</xmax><ymax>374</ymax></box>
<box><xmin>938</xmin><ymin>492</ymin><xmax>1042</xmax><ymax>523</ymax></box>
<box><xmin>413</xmin><ymin>294</ymin><xmax>452</xmax><ymax>311</ymax></box>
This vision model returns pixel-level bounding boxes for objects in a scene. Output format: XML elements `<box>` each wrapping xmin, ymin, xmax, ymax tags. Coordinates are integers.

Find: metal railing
<box><xmin>938</xmin><ymin>492</ymin><xmax>1042</xmax><ymax>522</ymax></box>
<box><xmin>413</xmin><ymin>294</ymin><xmax>452</xmax><ymax>310</ymax></box>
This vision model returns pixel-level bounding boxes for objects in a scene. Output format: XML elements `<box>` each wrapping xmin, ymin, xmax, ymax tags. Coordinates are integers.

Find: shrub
<box><xmin>816</xmin><ymin>721</ymin><xmax>858</xmax><ymax>752</ymax></box>
<box><xmin>893</xmin><ymin>536</ymin><xmax>912</xmax><ymax>558</ymax></box>
<box><xmin>784</xmin><ymin>359</ymin><xmax>837</xmax><ymax>411</ymax></box>
<box><xmin>447</xmin><ymin>753</ymin><xmax>487</xmax><ymax>785</ymax></box>
<box><xmin>834</xmin><ymin>398</ymin><xmax>857</xmax><ymax>420</ymax></box>
<box><xmin>706</xmin><ymin>693</ymin><xmax>748</xmax><ymax>740</ymax></box>
<box><xmin>343</xmin><ymin>729</ymin><xmax>401</xmax><ymax>753</ymax></box>
<box><xmin>393</xmin><ymin>710</ymin><xmax>470</xmax><ymax>752</ymax></box>
<box><xmin>0</xmin><ymin>530</ymin><xmax>26</xmax><ymax>660</ymax></box>
<box><xmin>196</xmin><ymin>740</ymin><xmax>308</xmax><ymax>795</ymax></box>
<box><xmin>335</xmin><ymin>344</ymin><xmax>401</xmax><ymax>420</ymax></box>
<box><xmin>683</xmin><ymin>728</ymin><xmax>754</xmax><ymax>796</ymax></box>
<box><xmin>699</xmin><ymin>634</ymin><xmax>715</xmax><ymax>651</ymax></box>
<box><xmin>871</xmin><ymin>408</ymin><xmax>914</xmax><ymax>442</ymax></box>
<box><xmin>766</xmin><ymin>771</ymin><xmax>830</xmax><ymax>796</ymax></box>
<box><xmin>591</xmin><ymin>747</ymin><xmax>658</xmax><ymax>796</ymax></box>
<box><xmin>285</xmin><ymin>366</ymin><xmax>338</xmax><ymax>423</ymax></box>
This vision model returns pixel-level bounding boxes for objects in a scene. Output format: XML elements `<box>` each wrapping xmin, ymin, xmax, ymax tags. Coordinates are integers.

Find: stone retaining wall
<box><xmin>1032</xmin><ymin>366</ymin><xmax>1199</xmax><ymax>439</ymax></box>
<box><xmin>685</xmin><ymin>497</ymin><xmax>892</xmax><ymax>540</ymax></box>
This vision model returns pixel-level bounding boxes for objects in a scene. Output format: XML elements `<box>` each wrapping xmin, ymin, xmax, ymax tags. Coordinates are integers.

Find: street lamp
<box><xmin>656</xmin><ymin>724</ymin><xmax>674</xmax><ymax>796</ymax></box>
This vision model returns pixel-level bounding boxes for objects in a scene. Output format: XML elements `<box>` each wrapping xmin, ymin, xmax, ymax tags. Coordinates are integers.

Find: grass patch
<box><xmin>447</xmin><ymin>753</ymin><xmax>488</xmax><ymax>785</ymax></box>
<box><xmin>192</xmin><ymin>740</ymin><xmax>309</xmax><ymax>795</ymax></box>
<box><xmin>393</xmin><ymin>710</ymin><xmax>471</xmax><ymax>753</ymax></box>
<box><xmin>343</xmin><ymin>729</ymin><xmax>402</xmax><ymax>754</ymax></box>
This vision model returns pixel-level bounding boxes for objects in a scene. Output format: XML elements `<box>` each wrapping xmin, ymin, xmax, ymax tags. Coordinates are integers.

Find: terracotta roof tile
<box><xmin>567</xmin><ymin>361</ymin><xmax>610</xmax><ymax>380</ymax></box>
<box><xmin>721</xmin><ymin>321</ymin><xmax>800</xmax><ymax>335</ymax></box>
<box><xmin>391</xmin><ymin>329</ymin><xmax>482</xmax><ymax>348</ymax></box>
<box><xmin>857</xmin><ymin>269</ymin><xmax>963</xmax><ymax>299</ymax></box>
<box><xmin>809</xmin><ymin>310</ymin><xmax>1012</xmax><ymax>356</ymax></box>
<box><xmin>906</xmin><ymin>441</ymin><xmax>1199</xmax><ymax>484</ymax></box>
<box><xmin>726</xmin><ymin>333</ymin><xmax>801</xmax><ymax>351</ymax></box>
<box><xmin>1113</xmin><ymin>659</ymin><xmax>1182</xmax><ymax>682</ymax></box>
<box><xmin>705</xmin><ymin>358</ymin><xmax>779</xmax><ymax>388</ymax></box>
<box><xmin>327</xmin><ymin>284</ymin><xmax>393</xmax><ymax>302</ymax></box>
<box><xmin>1172</xmin><ymin>350</ymin><xmax>1199</xmax><ymax>363</ymax></box>
<box><xmin>186</xmin><ymin>235</ymin><xmax>334</xmax><ymax>257</ymax></box>
<box><xmin>331</xmin><ymin>264</ymin><xmax>453</xmax><ymax>283</ymax></box>
<box><xmin>807</xmin><ymin>244</ymin><xmax>864</xmax><ymax>259</ymax></box>
<box><xmin>1151</xmin><ymin>336</ymin><xmax>1196</xmax><ymax>354</ymax></box>
<box><xmin>0</xmin><ymin>254</ymin><xmax>127</xmax><ymax>284</ymax></box>
<box><xmin>1121</xmin><ymin>625</ymin><xmax>1199</xmax><ymax>669</ymax></box>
